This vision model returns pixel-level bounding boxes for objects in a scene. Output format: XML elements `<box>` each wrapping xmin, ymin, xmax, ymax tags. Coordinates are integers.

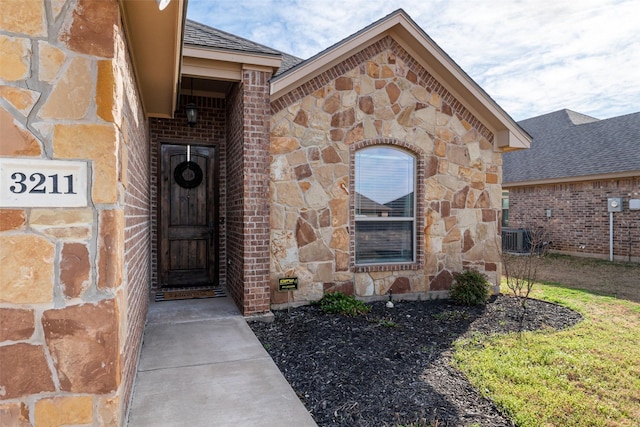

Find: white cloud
<box><xmin>187</xmin><ymin>0</ymin><xmax>640</xmax><ymax>121</ymax></box>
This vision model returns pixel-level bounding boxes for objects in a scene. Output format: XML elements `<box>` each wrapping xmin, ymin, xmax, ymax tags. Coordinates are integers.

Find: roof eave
<box><xmin>389</xmin><ymin>17</ymin><xmax>531</xmax><ymax>152</ymax></box>
<box><xmin>183</xmin><ymin>45</ymin><xmax>282</xmax><ymax>79</ymax></box>
<box><xmin>270</xmin><ymin>10</ymin><xmax>531</xmax><ymax>151</ymax></box>
<box><xmin>503</xmin><ymin>170</ymin><xmax>640</xmax><ymax>188</ymax></box>
<box><xmin>119</xmin><ymin>0</ymin><xmax>186</xmax><ymax>118</ymax></box>
<box><xmin>497</xmin><ymin>129</ymin><xmax>531</xmax><ymax>152</ymax></box>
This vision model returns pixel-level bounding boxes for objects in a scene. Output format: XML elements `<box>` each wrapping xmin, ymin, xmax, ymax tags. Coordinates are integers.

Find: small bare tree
<box><xmin>501</xmin><ymin>225</ymin><xmax>550</xmax><ymax>334</ymax></box>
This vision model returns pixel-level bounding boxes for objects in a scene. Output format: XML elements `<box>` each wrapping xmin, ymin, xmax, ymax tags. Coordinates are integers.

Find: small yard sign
<box><xmin>278</xmin><ymin>277</ymin><xmax>298</xmax><ymax>292</ymax></box>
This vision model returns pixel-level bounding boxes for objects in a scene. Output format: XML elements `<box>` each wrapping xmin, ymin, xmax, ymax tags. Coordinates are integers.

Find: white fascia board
<box><xmin>497</xmin><ymin>129</ymin><xmax>531</xmax><ymax>151</ymax></box>
<box><xmin>182</xmin><ymin>57</ymin><xmax>242</xmax><ymax>81</ymax></box>
<box><xmin>183</xmin><ymin>46</ymin><xmax>282</xmax><ymax>70</ymax></box>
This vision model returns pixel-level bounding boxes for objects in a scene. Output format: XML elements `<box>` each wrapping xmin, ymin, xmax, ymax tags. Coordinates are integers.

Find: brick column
<box><xmin>241</xmin><ymin>68</ymin><xmax>272</xmax><ymax>316</ymax></box>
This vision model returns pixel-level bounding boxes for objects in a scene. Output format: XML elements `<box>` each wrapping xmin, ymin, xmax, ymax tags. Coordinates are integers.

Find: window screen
<box><xmin>355</xmin><ymin>147</ymin><xmax>415</xmax><ymax>264</ymax></box>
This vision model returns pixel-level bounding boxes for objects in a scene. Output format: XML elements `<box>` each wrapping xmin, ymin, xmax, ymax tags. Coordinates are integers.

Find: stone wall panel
<box><xmin>0</xmin><ymin>85</ymin><xmax>40</xmax><ymax>116</ymax></box>
<box><xmin>29</xmin><ymin>208</ymin><xmax>93</xmax><ymax>240</ymax></box>
<box><xmin>97</xmin><ymin>60</ymin><xmax>115</xmax><ymax>122</ymax></box>
<box><xmin>1</xmin><ymin>0</ymin><xmax>147</xmax><ymax>422</ymax></box>
<box><xmin>0</xmin><ymin>35</ymin><xmax>31</xmax><ymax>81</ymax></box>
<box><xmin>38</xmin><ymin>56</ymin><xmax>92</xmax><ymax>120</ymax></box>
<box><xmin>60</xmin><ymin>243</ymin><xmax>91</xmax><ymax>298</ymax></box>
<box><xmin>0</xmin><ymin>308</ymin><xmax>34</xmax><ymax>342</ymax></box>
<box><xmin>0</xmin><ymin>402</ymin><xmax>30</xmax><ymax>427</ymax></box>
<box><xmin>97</xmin><ymin>395</ymin><xmax>120</xmax><ymax>426</ymax></box>
<box><xmin>0</xmin><ymin>209</ymin><xmax>26</xmax><ymax>231</ymax></box>
<box><xmin>42</xmin><ymin>299</ymin><xmax>119</xmax><ymax>393</ymax></box>
<box><xmin>0</xmin><ymin>234</ymin><xmax>54</xmax><ymax>304</ymax></box>
<box><xmin>53</xmin><ymin>124</ymin><xmax>118</xmax><ymax>203</ymax></box>
<box><xmin>0</xmin><ymin>0</ymin><xmax>46</xmax><ymax>36</ymax></box>
<box><xmin>0</xmin><ymin>343</ymin><xmax>55</xmax><ymax>399</ymax></box>
<box><xmin>0</xmin><ymin>107</ymin><xmax>42</xmax><ymax>156</ymax></box>
<box><xmin>60</xmin><ymin>0</ymin><xmax>117</xmax><ymax>57</ymax></box>
<box><xmin>270</xmin><ymin>39</ymin><xmax>500</xmax><ymax>304</ymax></box>
<box><xmin>34</xmin><ymin>396</ymin><xmax>93</xmax><ymax>427</ymax></box>
<box><xmin>98</xmin><ymin>209</ymin><xmax>124</xmax><ymax>290</ymax></box>
<box><xmin>38</xmin><ymin>41</ymin><xmax>66</xmax><ymax>82</ymax></box>
<box><xmin>30</xmin><ymin>208</ymin><xmax>93</xmax><ymax>227</ymax></box>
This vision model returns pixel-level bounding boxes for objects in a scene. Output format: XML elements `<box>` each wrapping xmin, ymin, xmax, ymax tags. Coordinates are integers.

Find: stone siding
<box><xmin>269</xmin><ymin>37</ymin><xmax>502</xmax><ymax>304</ymax></box>
<box><xmin>0</xmin><ymin>1</ymin><xmax>148</xmax><ymax>425</ymax></box>
<box><xmin>507</xmin><ymin>178</ymin><xmax>640</xmax><ymax>262</ymax></box>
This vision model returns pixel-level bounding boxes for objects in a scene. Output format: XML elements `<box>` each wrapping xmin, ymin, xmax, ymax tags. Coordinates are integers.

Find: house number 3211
<box><xmin>9</xmin><ymin>172</ymin><xmax>77</xmax><ymax>194</ymax></box>
<box><xmin>0</xmin><ymin>159</ymin><xmax>87</xmax><ymax>207</ymax></box>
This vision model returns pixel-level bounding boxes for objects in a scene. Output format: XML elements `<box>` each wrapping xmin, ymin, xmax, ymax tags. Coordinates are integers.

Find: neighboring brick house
<box><xmin>503</xmin><ymin>109</ymin><xmax>640</xmax><ymax>262</ymax></box>
<box><xmin>1</xmin><ymin>3</ymin><xmax>529</xmax><ymax>425</ymax></box>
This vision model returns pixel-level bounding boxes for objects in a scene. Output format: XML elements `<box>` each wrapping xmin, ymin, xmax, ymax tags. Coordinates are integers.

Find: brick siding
<box><xmin>225</xmin><ymin>71</ymin><xmax>272</xmax><ymax>316</ymax></box>
<box><xmin>225</xmin><ymin>82</ymin><xmax>245</xmax><ymax>309</ymax></box>
<box><xmin>149</xmin><ymin>95</ymin><xmax>228</xmax><ymax>290</ymax></box>
<box><xmin>507</xmin><ymin>177</ymin><xmax>640</xmax><ymax>261</ymax></box>
<box><xmin>241</xmin><ymin>70</ymin><xmax>272</xmax><ymax>315</ymax></box>
<box><xmin>121</xmin><ymin>90</ymin><xmax>151</xmax><ymax>412</ymax></box>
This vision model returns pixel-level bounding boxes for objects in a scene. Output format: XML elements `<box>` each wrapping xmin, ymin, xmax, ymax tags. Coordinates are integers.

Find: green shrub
<box><xmin>450</xmin><ymin>270</ymin><xmax>490</xmax><ymax>306</ymax></box>
<box><xmin>317</xmin><ymin>292</ymin><xmax>371</xmax><ymax>316</ymax></box>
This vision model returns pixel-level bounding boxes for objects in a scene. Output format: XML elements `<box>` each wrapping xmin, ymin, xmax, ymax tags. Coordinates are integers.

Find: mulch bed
<box><xmin>249</xmin><ymin>295</ymin><xmax>582</xmax><ymax>427</ymax></box>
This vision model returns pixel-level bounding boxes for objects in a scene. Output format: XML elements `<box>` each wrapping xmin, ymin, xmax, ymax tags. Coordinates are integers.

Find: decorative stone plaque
<box><xmin>0</xmin><ymin>158</ymin><xmax>88</xmax><ymax>207</ymax></box>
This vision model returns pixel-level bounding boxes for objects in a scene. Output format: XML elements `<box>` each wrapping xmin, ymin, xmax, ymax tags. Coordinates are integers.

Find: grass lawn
<box><xmin>453</xmin><ymin>268</ymin><xmax>640</xmax><ymax>426</ymax></box>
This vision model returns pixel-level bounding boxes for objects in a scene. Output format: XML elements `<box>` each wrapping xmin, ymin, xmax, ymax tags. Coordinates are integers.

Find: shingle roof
<box><xmin>278</xmin><ymin>52</ymin><xmax>304</xmax><ymax>75</ymax></box>
<box><xmin>184</xmin><ymin>20</ymin><xmax>303</xmax><ymax>76</ymax></box>
<box><xmin>503</xmin><ymin>109</ymin><xmax>640</xmax><ymax>184</ymax></box>
<box><xmin>355</xmin><ymin>193</ymin><xmax>392</xmax><ymax>213</ymax></box>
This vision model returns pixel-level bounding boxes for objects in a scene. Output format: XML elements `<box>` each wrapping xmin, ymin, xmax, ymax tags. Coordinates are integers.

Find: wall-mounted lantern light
<box><xmin>185</xmin><ymin>103</ymin><xmax>198</xmax><ymax>127</ymax></box>
<box><xmin>185</xmin><ymin>77</ymin><xmax>198</xmax><ymax>127</ymax></box>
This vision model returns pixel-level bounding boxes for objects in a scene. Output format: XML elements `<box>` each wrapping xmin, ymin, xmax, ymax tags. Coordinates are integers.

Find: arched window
<box><xmin>354</xmin><ymin>146</ymin><xmax>416</xmax><ymax>264</ymax></box>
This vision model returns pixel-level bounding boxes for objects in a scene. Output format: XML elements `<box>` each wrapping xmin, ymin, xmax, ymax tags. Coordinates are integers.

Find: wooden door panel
<box><xmin>169</xmin><ymin>154</ymin><xmax>208</xmax><ymax>226</ymax></box>
<box><xmin>167</xmin><ymin>268</ymin><xmax>209</xmax><ymax>285</ymax></box>
<box><xmin>168</xmin><ymin>239</ymin><xmax>207</xmax><ymax>269</ymax></box>
<box><xmin>160</xmin><ymin>144</ymin><xmax>218</xmax><ymax>288</ymax></box>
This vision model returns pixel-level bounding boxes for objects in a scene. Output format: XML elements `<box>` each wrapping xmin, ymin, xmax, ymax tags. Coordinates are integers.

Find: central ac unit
<box><xmin>502</xmin><ymin>228</ymin><xmax>531</xmax><ymax>253</ymax></box>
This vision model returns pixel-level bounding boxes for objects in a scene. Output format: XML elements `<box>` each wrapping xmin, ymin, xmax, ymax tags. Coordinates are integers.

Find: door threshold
<box><xmin>155</xmin><ymin>286</ymin><xmax>226</xmax><ymax>302</ymax></box>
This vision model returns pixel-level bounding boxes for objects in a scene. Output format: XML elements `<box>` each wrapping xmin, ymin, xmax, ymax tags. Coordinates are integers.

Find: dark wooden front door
<box><xmin>160</xmin><ymin>144</ymin><xmax>218</xmax><ymax>288</ymax></box>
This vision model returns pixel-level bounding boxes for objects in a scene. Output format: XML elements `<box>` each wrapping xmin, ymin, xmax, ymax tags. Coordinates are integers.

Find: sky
<box><xmin>186</xmin><ymin>0</ymin><xmax>639</xmax><ymax>122</ymax></box>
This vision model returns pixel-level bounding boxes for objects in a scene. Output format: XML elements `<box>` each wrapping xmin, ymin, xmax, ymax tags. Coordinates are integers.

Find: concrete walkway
<box><xmin>127</xmin><ymin>297</ymin><xmax>317</xmax><ymax>427</ymax></box>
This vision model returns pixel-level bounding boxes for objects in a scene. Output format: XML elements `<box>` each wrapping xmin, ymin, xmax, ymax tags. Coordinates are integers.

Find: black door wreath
<box><xmin>173</xmin><ymin>161</ymin><xmax>203</xmax><ymax>189</ymax></box>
